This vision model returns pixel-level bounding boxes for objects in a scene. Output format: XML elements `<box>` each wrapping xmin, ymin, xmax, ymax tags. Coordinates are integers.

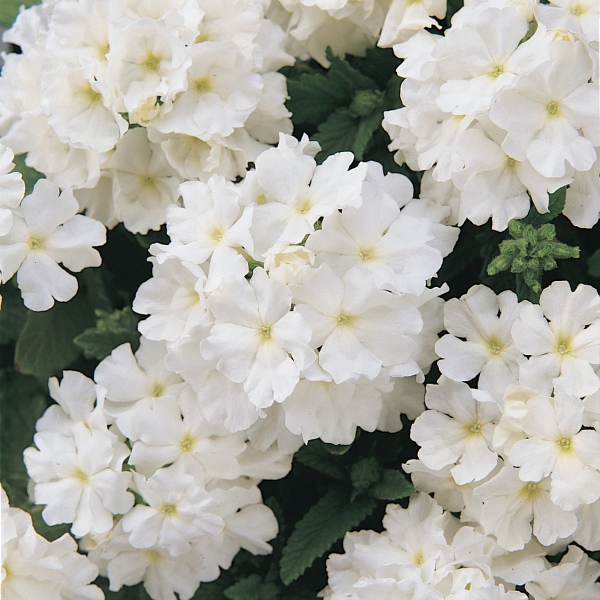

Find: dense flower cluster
<box><xmin>1</xmin><ymin>0</ymin><xmax>600</xmax><ymax>598</ymax></box>
<box><xmin>383</xmin><ymin>0</ymin><xmax>600</xmax><ymax>230</ymax></box>
<box><xmin>0</xmin><ymin>0</ymin><xmax>295</xmax><ymax>233</ymax></box>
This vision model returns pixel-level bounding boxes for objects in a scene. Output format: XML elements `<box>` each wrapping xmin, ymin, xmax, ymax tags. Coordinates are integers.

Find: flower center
<box><xmin>260</xmin><ymin>325</ymin><xmax>272</xmax><ymax>340</ymax></box>
<box><xmin>161</xmin><ymin>503</ymin><xmax>176</xmax><ymax>515</ymax></box>
<box><xmin>28</xmin><ymin>237</ymin><xmax>43</xmax><ymax>250</ymax></box>
<box><xmin>192</xmin><ymin>77</ymin><xmax>212</xmax><ymax>94</ymax></box>
<box><xmin>74</xmin><ymin>469</ymin><xmax>89</xmax><ymax>483</ymax></box>
<box><xmin>570</xmin><ymin>3</ymin><xmax>584</xmax><ymax>15</ymax></box>
<box><xmin>556</xmin><ymin>340</ymin><xmax>569</xmax><ymax>356</ymax></box>
<box><xmin>295</xmin><ymin>199</ymin><xmax>313</xmax><ymax>215</ymax></box>
<box><xmin>413</xmin><ymin>552</ymin><xmax>425</xmax><ymax>566</ymax></box>
<box><xmin>358</xmin><ymin>248</ymin><xmax>375</xmax><ymax>262</ymax></box>
<box><xmin>490</xmin><ymin>64</ymin><xmax>504</xmax><ymax>78</ymax></box>
<box><xmin>180</xmin><ymin>436</ymin><xmax>194</xmax><ymax>452</ymax></box>
<box><xmin>151</xmin><ymin>383</ymin><xmax>165</xmax><ymax>398</ymax></box>
<box><xmin>141</xmin><ymin>174</ymin><xmax>156</xmax><ymax>187</ymax></box>
<box><xmin>144</xmin><ymin>54</ymin><xmax>161</xmax><ymax>72</ymax></box>
<box><xmin>470</xmin><ymin>422</ymin><xmax>482</xmax><ymax>434</ymax></box>
<box><xmin>546</xmin><ymin>100</ymin><xmax>560</xmax><ymax>116</ymax></box>
<box><xmin>85</xmin><ymin>84</ymin><xmax>102</xmax><ymax>103</ymax></box>
<box><xmin>336</xmin><ymin>313</ymin><xmax>352</xmax><ymax>326</ymax></box>
<box><xmin>558</xmin><ymin>437</ymin><xmax>571</xmax><ymax>451</ymax></box>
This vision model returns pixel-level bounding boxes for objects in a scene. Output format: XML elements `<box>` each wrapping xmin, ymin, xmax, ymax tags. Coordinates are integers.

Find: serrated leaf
<box><xmin>280</xmin><ymin>489</ymin><xmax>376</xmax><ymax>585</ymax></box>
<box><xmin>524</xmin><ymin>186</ymin><xmax>567</xmax><ymax>226</ymax></box>
<box><xmin>370</xmin><ymin>469</ymin><xmax>415</xmax><ymax>501</ymax></box>
<box><xmin>14</xmin><ymin>294</ymin><xmax>94</xmax><ymax>382</ymax></box>
<box><xmin>73</xmin><ymin>307</ymin><xmax>140</xmax><ymax>360</ymax></box>
<box><xmin>287</xmin><ymin>75</ymin><xmax>351</xmax><ymax>125</ymax></box>
<box><xmin>11</xmin><ymin>154</ymin><xmax>44</xmax><ymax>193</ymax></box>
<box><xmin>325</xmin><ymin>47</ymin><xmax>377</xmax><ymax>93</ymax></box>
<box><xmin>224</xmin><ymin>575</ymin><xmax>280</xmax><ymax>600</ymax></box>
<box><xmin>294</xmin><ymin>440</ymin><xmax>348</xmax><ymax>481</ymax></box>
<box><xmin>313</xmin><ymin>108</ymin><xmax>358</xmax><ymax>162</ymax></box>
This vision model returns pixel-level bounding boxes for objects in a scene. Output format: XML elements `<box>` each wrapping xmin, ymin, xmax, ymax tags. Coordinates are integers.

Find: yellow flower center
<box><xmin>260</xmin><ymin>325</ymin><xmax>272</xmax><ymax>340</ymax></box>
<box><xmin>144</xmin><ymin>54</ymin><xmax>161</xmax><ymax>72</ymax></box>
<box><xmin>74</xmin><ymin>469</ymin><xmax>89</xmax><ymax>483</ymax></box>
<box><xmin>558</xmin><ymin>437</ymin><xmax>571</xmax><ymax>451</ymax></box>
<box><xmin>358</xmin><ymin>247</ymin><xmax>375</xmax><ymax>262</ymax></box>
<box><xmin>295</xmin><ymin>199</ymin><xmax>313</xmax><ymax>215</ymax></box>
<box><xmin>180</xmin><ymin>436</ymin><xmax>194</xmax><ymax>452</ymax></box>
<box><xmin>546</xmin><ymin>100</ymin><xmax>560</xmax><ymax>116</ymax></box>
<box><xmin>151</xmin><ymin>383</ymin><xmax>165</xmax><ymax>398</ymax></box>
<box><xmin>192</xmin><ymin>77</ymin><xmax>212</xmax><ymax>94</ymax></box>
<box><xmin>556</xmin><ymin>340</ymin><xmax>570</xmax><ymax>356</ymax></box>
<box><xmin>570</xmin><ymin>3</ymin><xmax>585</xmax><ymax>15</ymax></box>
<box><xmin>161</xmin><ymin>503</ymin><xmax>176</xmax><ymax>515</ymax></box>
<box><xmin>336</xmin><ymin>313</ymin><xmax>353</xmax><ymax>326</ymax></box>
<box><xmin>28</xmin><ymin>237</ymin><xmax>43</xmax><ymax>250</ymax></box>
<box><xmin>470</xmin><ymin>422</ymin><xmax>482</xmax><ymax>434</ymax></box>
<box><xmin>490</xmin><ymin>65</ymin><xmax>504</xmax><ymax>78</ymax></box>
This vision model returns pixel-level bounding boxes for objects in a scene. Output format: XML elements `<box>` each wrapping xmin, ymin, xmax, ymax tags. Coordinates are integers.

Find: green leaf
<box><xmin>286</xmin><ymin>75</ymin><xmax>352</xmax><ymax>125</ymax></box>
<box><xmin>11</xmin><ymin>154</ymin><xmax>43</xmax><ymax>194</ymax></box>
<box><xmin>313</xmin><ymin>108</ymin><xmax>358</xmax><ymax>162</ymax></box>
<box><xmin>0</xmin><ymin>284</ymin><xmax>28</xmax><ymax>345</ymax></box>
<box><xmin>325</xmin><ymin>47</ymin><xmax>377</xmax><ymax>93</ymax></box>
<box><xmin>0</xmin><ymin>0</ymin><xmax>39</xmax><ymax>27</ymax></box>
<box><xmin>351</xmin><ymin>109</ymin><xmax>383</xmax><ymax>160</ymax></box>
<box><xmin>279</xmin><ymin>489</ymin><xmax>376</xmax><ymax>585</ymax></box>
<box><xmin>588</xmin><ymin>249</ymin><xmax>600</xmax><ymax>279</ymax></box>
<box><xmin>14</xmin><ymin>294</ymin><xmax>94</xmax><ymax>382</ymax></box>
<box><xmin>73</xmin><ymin>307</ymin><xmax>140</xmax><ymax>361</ymax></box>
<box><xmin>294</xmin><ymin>440</ymin><xmax>348</xmax><ymax>481</ymax></box>
<box><xmin>523</xmin><ymin>186</ymin><xmax>567</xmax><ymax>226</ymax></box>
<box><xmin>370</xmin><ymin>469</ymin><xmax>415</xmax><ymax>501</ymax></box>
<box><xmin>224</xmin><ymin>575</ymin><xmax>280</xmax><ymax>600</ymax></box>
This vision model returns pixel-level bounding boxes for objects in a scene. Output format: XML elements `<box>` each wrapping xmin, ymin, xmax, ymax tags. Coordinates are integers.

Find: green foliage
<box><xmin>74</xmin><ymin>307</ymin><xmax>141</xmax><ymax>360</ymax></box>
<box><xmin>523</xmin><ymin>186</ymin><xmax>567</xmax><ymax>226</ymax></box>
<box><xmin>14</xmin><ymin>294</ymin><xmax>95</xmax><ymax>382</ymax></box>
<box><xmin>487</xmin><ymin>193</ymin><xmax>579</xmax><ymax>302</ymax></box>
<box><xmin>0</xmin><ymin>283</ymin><xmax>28</xmax><ymax>345</ymax></box>
<box><xmin>295</xmin><ymin>440</ymin><xmax>349</xmax><ymax>481</ymax></box>
<box><xmin>370</xmin><ymin>469</ymin><xmax>415</xmax><ymax>501</ymax></box>
<box><xmin>0</xmin><ymin>0</ymin><xmax>39</xmax><ymax>27</ymax></box>
<box><xmin>224</xmin><ymin>575</ymin><xmax>280</xmax><ymax>600</ymax></box>
<box><xmin>285</xmin><ymin>46</ymin><xmax>402</xmax><ymax>165</ymax></box>
<box><xmin>279</xmin><ymin>489</ymin><xmax>376</xmax><ymax>585</ymax></box>
<box><xmin>588</xmin><ymin>249</ymin><xmax>600</xmax><ymax>279</ymax></box>
<box><xmin>11</xmin><ymin>154</ymin><xmax>44</xmax><ymax>193</ymax></box>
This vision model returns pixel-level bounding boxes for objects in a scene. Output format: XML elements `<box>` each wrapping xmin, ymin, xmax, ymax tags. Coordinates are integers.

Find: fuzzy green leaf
<box><xmin>325</xmin><ymin>48</ymin><xmax>377</xmax><ymax>92</ymax></box>
<box><xmin>286</xmin><ymin>75</ymin><xmax>352</xmax><ymax>125</ymax></box>
<box><xmin>73</xmin><ymin>307</ymin><xmax>140</xmax><ymax>360</ymax></box>
<box><xmin>370</xmin><ymin>469</ymin><xmax>415</xmax><ymax>501</ymax></box>
<box><xmin>294</xmin><ymin>440</ymin><xmax>348</xmax><ymax>481</ymax></box>
<box><xmin>280</xmin><ymin>489</ymin><xmax>376</xmax><ymax>585</ymax></box>
<box><xmin>314</xmin><ymin>107</ymin><xmax>381</xmax><ymax>162</ymax></box>
<box><xmin>224</xmin><ymin>575</ymin><xmax>280</xmax><ymax>600</ymax></box>
<box><xmin>14</xmin><ymin>295</ymin><xmax>94</xmax><ymax>382</ymax></box>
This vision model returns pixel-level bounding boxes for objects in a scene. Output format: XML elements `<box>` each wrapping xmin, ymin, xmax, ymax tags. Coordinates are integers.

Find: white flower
<box><xmin>378</xmin><ymin>0</ymin><xmax>445</xmax><ymax>47</ymax></box>
<box><xmin>512</xmin><ymin>281</ymin><xmax>600</xmax><ymax>396</ymax></box>
<box><xmin>24</xmin><ymin>422</ymin><xmax>134</xmax><ymax>537</ymax></box>
<box><xmin>474</xmin><ymin>465</ymin><xmax>577</xmax><ymax>551</ymax></box>
<box><xmin>201</xmin><ymin>267</ymin><xmax>315</xmax><ymax>408</ymax></box>
<box><xmin>109</xmin><ymin>127</ymin><xmax>182</xmax><ymax>234</ymax></box>
<box><xmin>489</xmin><ymin>40</ymin><xmax>599</xmax><ymax>178</ymax></box>
<box><xmin>410</xmin><ymin>377</ymin><xmax>500</xmax><ymax>485</ymax></box>
<box><xmin>246</xmin><ymin>133</ymin><xmax>367</xmax><ymax>258</ymax></box>
<box><xmin>508</xmin><ymin>389</ymin><xmax>600</xmax><ymax>511</ymax></box>
<box><xmin>436</xmin><ymin>285</ymin><xmax>526</xmax><ymax>401</ymax></box>
<box><xmin>291</xmin><ymin>264</ymin><xmax>423</xmax><ymax>383</ymax></box>
<box><xmin>0</xmin><ymin>179</ymin><xmax>106</xmax><ymax>311</ymax></box>
<box><xmin>121</xmin><ymin>467</ymin><xmax>223</xmax><ymax>556</ymax></box>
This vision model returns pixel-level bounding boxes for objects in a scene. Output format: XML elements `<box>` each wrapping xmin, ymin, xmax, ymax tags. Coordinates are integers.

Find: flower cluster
<box><xmin>0</xmin><ymin>143</ymin><xmax>106</xmax><ymax>311</ymax></box>
<box><xmin>133</xmin><ymin>133</ymin><xmax>458</xmax><ymax>445</ymax></box>
<box><xmin>22</xmin><ymin>367</ymin><xmax>282</xmax><ymax>600</ymax></box>
<box><xmin>1</xmin><ymin>485</ymin><xmax>103</xmax><ymax>600</ymax></box>
<box><xmin>323</xmin><ymin>492</ymin><xmax>600</xmax><ymax>599</ymax></box>
<box><xmin>0</xmin><ymin>0</ymin><xmax>295</xmax><ymax>234</ymax></box>
<box><xmin>383</xmin><ymin>0</ymin><xmax>600</xmax><ymax>230</ymax></box>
